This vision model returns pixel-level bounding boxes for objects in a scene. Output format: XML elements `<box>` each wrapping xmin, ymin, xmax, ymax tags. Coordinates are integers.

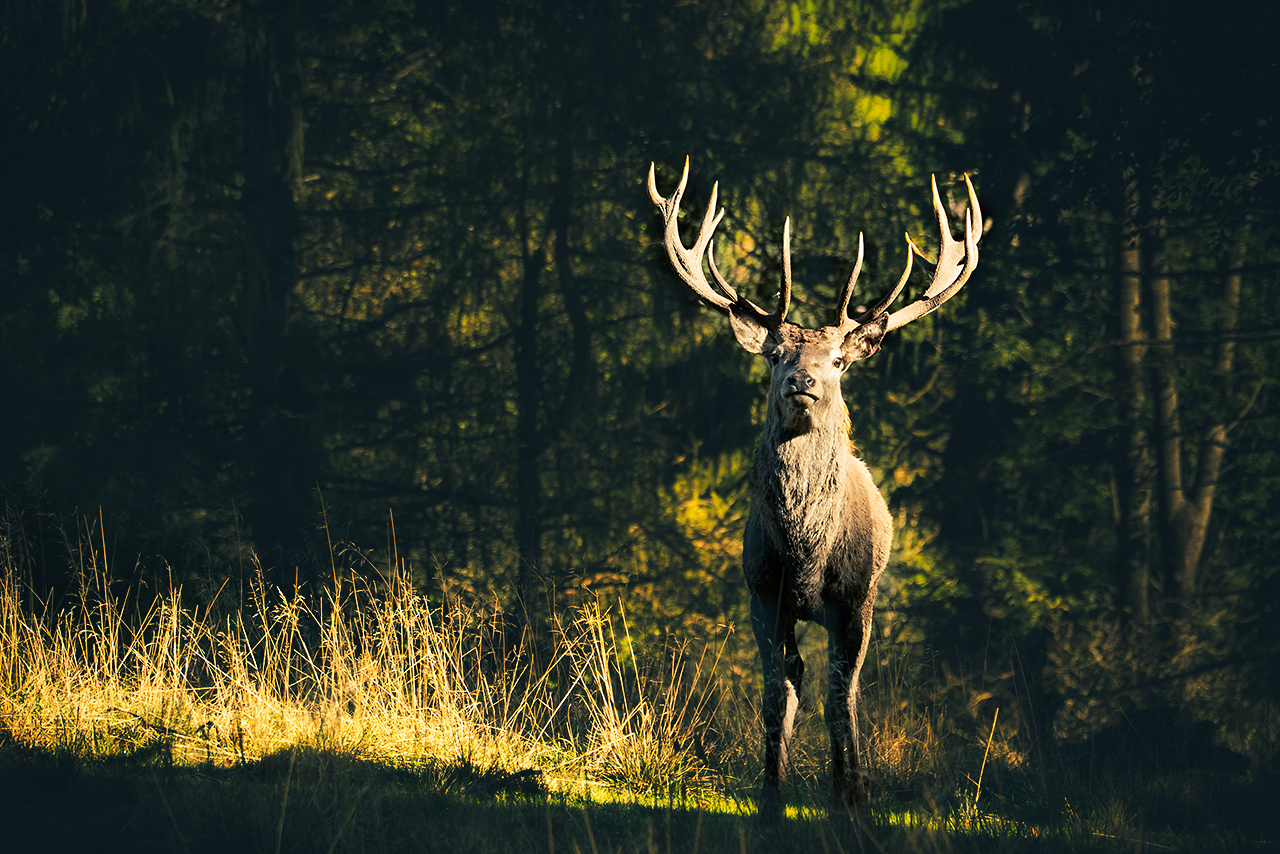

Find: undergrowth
<box><xmin>0</xmin><ymin>522</ymin><xmax>1274</xmax><ymax>853</ymax></box>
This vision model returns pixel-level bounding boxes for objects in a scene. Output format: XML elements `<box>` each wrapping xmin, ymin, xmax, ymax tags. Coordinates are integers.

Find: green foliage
<box><xmin>2</xmin><ymin>0</ymin><xmax>1279</xmax><ymax>790</ymax></box>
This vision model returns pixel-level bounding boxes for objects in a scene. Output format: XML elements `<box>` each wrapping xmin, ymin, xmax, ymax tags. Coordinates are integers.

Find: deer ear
<box><xmin>840</xmin><ymin>317</ymin><xmax>888</xmax><ymax>363</ymax></box>
<box><xmin>728</xmin><ymin>307</ymin><xmax>771</xmax><ymax>354</ymax></box>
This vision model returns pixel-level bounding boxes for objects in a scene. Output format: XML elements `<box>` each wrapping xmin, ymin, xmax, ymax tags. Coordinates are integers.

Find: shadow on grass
<box><xmin>0</xmin><ymin>734</ymin><xmax>1273</xmax><ymax>854</ymax></box>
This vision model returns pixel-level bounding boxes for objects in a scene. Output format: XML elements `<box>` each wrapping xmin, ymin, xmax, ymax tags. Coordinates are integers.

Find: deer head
<box><xmin>648</xmin><ymin>158</ymin><xmax>981</xmax><ymax>430</ymax></box>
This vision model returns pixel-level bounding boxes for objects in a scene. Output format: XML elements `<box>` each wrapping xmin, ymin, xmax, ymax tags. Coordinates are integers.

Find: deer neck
<box><xmin>756</xmin><ymin>401</ymin><xmax>855</xmax><ymax>532</ymax></box>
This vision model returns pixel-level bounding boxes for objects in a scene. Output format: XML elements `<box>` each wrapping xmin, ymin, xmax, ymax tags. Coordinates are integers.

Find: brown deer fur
<box><xmin>648</xmin><ymin>159</ymin><xmax>980</xmax><ymax>819</ymax></box>
<box><xmin>742</xmin><ymin>321</ymin><xmax>893</xmax><ymax>816</ymax></box>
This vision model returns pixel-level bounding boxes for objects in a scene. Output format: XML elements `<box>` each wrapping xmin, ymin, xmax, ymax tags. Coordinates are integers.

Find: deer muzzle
<box><xmin>782</xmin><ymin>370</ymin><xmax>818</xmax><ymax>408</ymax></box>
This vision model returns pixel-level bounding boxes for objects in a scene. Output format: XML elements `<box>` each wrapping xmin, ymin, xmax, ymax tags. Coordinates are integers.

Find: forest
<box><xmin>1</xmin><ymin>0</ymin><xmax>1278</xmax><ymax>850</ymax></box>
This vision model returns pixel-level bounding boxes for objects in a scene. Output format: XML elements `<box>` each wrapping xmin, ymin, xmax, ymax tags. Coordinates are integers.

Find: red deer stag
<box><xmin>648</xmin><ymin>159</ymin><xmax>980</xmax><ymax>818</ymax></box>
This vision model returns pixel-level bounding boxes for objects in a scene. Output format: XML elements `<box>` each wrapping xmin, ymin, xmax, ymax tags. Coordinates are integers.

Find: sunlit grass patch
<box><xmin>0</xmin><ymin>541</ymin><xmax>736</xmax><ymax>811</ymax></box>
<box><xmin>0</xmin><ymin>563</ymin><xmax>559</xmax><ymax>775</ymax></box>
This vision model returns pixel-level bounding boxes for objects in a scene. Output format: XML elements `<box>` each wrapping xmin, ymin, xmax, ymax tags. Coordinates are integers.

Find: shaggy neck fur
<box><xmin>754</xmin><ymin>395</ymin><xmax>857</xmax><ymax>606</ymax></box>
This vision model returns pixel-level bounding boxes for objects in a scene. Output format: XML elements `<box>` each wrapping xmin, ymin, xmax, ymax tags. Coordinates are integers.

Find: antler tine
<box><xmin>649</xmin><ymin>158</ymin><xmax>776</xmax><ymax>325</ymax></box>
<box><xmin>833</xmin><ymin>232</ymin><xmax>865</xmax><ymax>329</ymax></box>
<box><xmin>706</xmin><ymin>238</ymin><xmax>745</xmax><ymax>305</ymax></box>
<box><xmin>774</xmin><ymin>217</ymin><xmax>793</xmax><ymax>326</ymax></box>
<box><xmin>648</xmin><ymin>159</ymin><xmax>730</xmax><ymax>314</ymax></box>
<box><xmin>884</xmin><ymin>174</ymin><xmax>981</xmax><ymax>332</ymax></box>
<box><xmin>646</xmin><ymin>156</ymin><xmax>686</xmax><ymax>212</ymax></box>
<box><xmin>850</xmin><ymin>236</ymin><xmax>915</xmax><ymax>327</ymax></box>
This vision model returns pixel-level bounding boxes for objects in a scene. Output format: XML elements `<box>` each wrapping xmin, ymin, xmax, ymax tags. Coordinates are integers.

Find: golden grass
<box><xmin>0</xmin><ymin>542</ymin><xmax>738</xmax><ymax>805</ymax></box>
<box><xmin>2</xmin><ymin>527</ymin><xmax>1265</xmax><ymax>854</ymax></box>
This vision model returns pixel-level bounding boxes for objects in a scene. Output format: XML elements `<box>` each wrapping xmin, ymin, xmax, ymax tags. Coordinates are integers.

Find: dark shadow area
<box><xmin>0</xmin><ymin>732</ymin><xmax>1272</xmax><ymax>854</ymax></box>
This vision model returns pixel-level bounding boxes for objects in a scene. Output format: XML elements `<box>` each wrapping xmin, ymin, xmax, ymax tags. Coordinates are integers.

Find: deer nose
<box><xmin>787</xmin><ymin>370</ymin><xmax>815</xmax><ymax>392</ymax></box>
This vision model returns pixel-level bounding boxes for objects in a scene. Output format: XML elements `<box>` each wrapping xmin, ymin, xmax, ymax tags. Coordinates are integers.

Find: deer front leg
<box><xmin>824</xmin><ymin>599</ymin><xmax>873</xmax><ymax>809</ymax></box>
<box><xmin>751</xmin><ymin>595</ymin><xmax>800</xmax><ymax>821</ymax></box>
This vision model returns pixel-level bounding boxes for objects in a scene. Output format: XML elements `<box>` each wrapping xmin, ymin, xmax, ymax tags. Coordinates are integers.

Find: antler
<box><xmin>652</xmin><ymin>161</ymin><xmax>981</xmax><ymax>337</ymax></box>
<box><xmin>834</xmin><ymin>174</ymin><xmax>981</xmax><ymax>333</ymax></box>
<box><xmin>648</xmin><ymin>158</ymin><xmax>790</xmax><ymax>329</ymax></box>
<box><xmin>833</xmin><ymin>233</ymin><xmax>915</xmax><ymax>334</ymax></box>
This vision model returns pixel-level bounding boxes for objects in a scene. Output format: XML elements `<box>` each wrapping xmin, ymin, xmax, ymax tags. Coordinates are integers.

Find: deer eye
<box><xmin>768</xmin><ymin>351</ymin><xmax>781</xmax><ymax>365</ymax></box>
<box><xmin>833</xmin><ymin>357</ymin><xmax>845</xmax><ymax>369</ymax></box>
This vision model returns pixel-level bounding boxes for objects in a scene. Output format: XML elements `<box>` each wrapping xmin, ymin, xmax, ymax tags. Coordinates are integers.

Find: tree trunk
<box><xmin>1146</xmin><ymin>228</ymin><xmax>1185</xmax><ymax>611</ymax></box>
<box><xmin>1152</xmin><ymin>220</ymin><xmax>1247</xmax><ymax>612</ymax></box>
<box><xmin>552</xmin><ymin>139</ymin><xmax>592</xmax><ymax>426</ymax></box>
<box><xmin>1115</xmin><ymin>200</ymin><xmax>1152</xmax><ymax>629</ymax></box>
<box><xmin>240</xmin><ymin>0</ymin><xmax>310</xmax><ymax>569</ymax></box>
<box><xmin>514</xmin><ymin>175</ymin><xmax>546</xmax><ymax>626</ymax></box>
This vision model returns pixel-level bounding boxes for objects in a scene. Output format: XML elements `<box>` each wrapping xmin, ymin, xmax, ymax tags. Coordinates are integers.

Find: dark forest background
<box><xmin>2</xmin><ymin>0</ymin><xmax>1278</xmax><ymax>769</ymax></box>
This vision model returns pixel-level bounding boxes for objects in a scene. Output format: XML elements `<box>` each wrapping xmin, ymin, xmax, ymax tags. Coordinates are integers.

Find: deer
<box><xmin>648</xmin><ymin>158</ymin><xmax>980</xmax><ymax>819</ymax></box>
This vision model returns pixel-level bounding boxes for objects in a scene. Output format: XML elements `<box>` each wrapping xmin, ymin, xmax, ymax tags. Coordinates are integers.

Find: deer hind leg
<box><xmin>824</xmin><ymin>600</ymin><xmax>873</xmax><ymax>809</ymax></box>
<box><xmin>751</xmin><ymin>595</ymin><xmax>800</xmax><ymax>821</ymax></box>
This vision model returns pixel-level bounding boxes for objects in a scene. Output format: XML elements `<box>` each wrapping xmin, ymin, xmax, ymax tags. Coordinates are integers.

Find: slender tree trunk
<box><xmin>512</xmin><ymin>126</ymin><xmax>587</xmax><ymax>625</ymax></box>
<box><xmin>240</xmin><ymin>0</ymin><xmax>309</xmax><ymax>568</ymax></box>
<box><xmin>1146</xmin><ymin>228</ymin><xmax>1186</xmax><ymax>611</ymax></box>
<box><xmin>514</xmin><ymin>178</ymin><xmax>545</xmax><ymax>626</ymax></box>
<box><xmin>1115</xmin><ymin>199</ymin><xmax>1152</xmax><ymax>628</ymax></box>
<box><xmin>553</xmin><ymin>138</ymin><xmax>592</xmax><ymax>421</ymax></box>
<box><xmin>1153</xmin><ymin>220</ymin><xmax>1248</xmax><ymax>611</ymax></box>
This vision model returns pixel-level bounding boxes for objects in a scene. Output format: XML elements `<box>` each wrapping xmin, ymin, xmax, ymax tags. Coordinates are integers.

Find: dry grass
<box><xmin>0</xmin><ymin>534</ymin><xmax>736</xmax><ymax>805</ymax></box>
<box><xmin>0</xmin><ymin>526</ymin><xmax>1272</xmax><ymax>853</ymax></box>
